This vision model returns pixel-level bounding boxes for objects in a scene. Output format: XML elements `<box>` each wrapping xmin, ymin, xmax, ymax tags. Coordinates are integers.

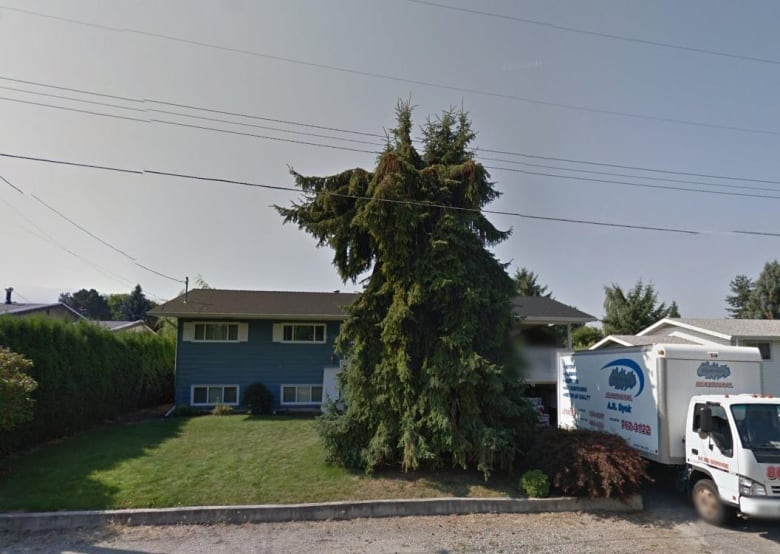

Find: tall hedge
<box><xmin>0</xmin><ymin>317</ymin><xmax>174</xmax><ymax>455</ymax></box>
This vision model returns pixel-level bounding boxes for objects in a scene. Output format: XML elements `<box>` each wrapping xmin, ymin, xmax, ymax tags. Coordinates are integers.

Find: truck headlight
<box><xmin>739</xmin><ymin>476</ymin><xmax>767</xmax><ymax>496</ymax></box>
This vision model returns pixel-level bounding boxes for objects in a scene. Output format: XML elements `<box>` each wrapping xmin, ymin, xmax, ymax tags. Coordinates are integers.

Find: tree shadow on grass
<box><xmin>0</xmin><ymin>417</ymin><xmax>186</xmax><ymax>512</ymax></box>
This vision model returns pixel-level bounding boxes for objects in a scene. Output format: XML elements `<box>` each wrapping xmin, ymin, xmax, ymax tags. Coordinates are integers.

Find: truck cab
<box><xmin>687</xmin><ymin>394</ymin><xmax>780</xmax><ymax>524</ymax></box>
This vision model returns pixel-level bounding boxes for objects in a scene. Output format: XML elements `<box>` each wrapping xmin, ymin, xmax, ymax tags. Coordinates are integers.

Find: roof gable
<box><xmin>638</xmin><ymin>318</ymin><xmax>780</xmax><ymax>340</ymax></box>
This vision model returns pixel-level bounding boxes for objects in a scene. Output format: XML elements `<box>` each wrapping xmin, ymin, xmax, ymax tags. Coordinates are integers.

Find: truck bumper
<box><xmin>739</xmin><ymin>497</ymin><xmax>780</xmax><ymax>519</ymax></box>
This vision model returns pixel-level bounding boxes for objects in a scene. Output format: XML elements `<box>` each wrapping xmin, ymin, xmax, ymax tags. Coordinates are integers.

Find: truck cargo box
<box><xmin>558</xmin><ymin>344</ymin><xmax>763</xmax><ymax>465</ymax></box>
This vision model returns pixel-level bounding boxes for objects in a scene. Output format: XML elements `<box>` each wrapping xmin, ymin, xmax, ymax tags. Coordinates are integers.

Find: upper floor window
<box><xmin>273</xmin><ymin>323</ymin><xmax>326</xmax><ymax>344</ymax></box>
<box><xmin>183</xmin><ymin>321</ymin><xmax>248</xmax><ymax>342</ymax></box>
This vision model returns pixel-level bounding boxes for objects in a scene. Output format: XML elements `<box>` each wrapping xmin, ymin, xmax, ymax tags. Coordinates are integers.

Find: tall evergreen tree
<box><xmin>276</xmin><ymin>103</ymin><xmax>533</xmax><ymax>476</ymax></box>
<box><xmin>602</xmin><ymin>280</ymin><xmax>680</xmax><ymax>335</ymax></box>
<box><xmin>120</xmin><ymin>285</ymin><xmax>155</xmax><ymax>323</ymax></box>
<box><xmin>749</xmin><ymin>261</ymin><xmax>780</xmax><ymax>319</ymax></box>
<box><xmin>59</xmin><ymin>289</ymin><xmax>112</xmax><ymax>320</ymax></box>
<box><xmin>513</xmin><ymin>268</ymin><xmax>552</xmax><ymax>298</ymax></box>
<box><xmin>725</xmin><ymin>274</ymin><xmax>756</xmax><ymax>319</ymax></box>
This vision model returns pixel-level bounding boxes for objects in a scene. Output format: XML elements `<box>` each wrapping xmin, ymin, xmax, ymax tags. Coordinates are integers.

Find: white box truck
<box><xmin>558</xmin><ymin>343</ymin><xmax>780</xmax><ymax>525</ymax></box>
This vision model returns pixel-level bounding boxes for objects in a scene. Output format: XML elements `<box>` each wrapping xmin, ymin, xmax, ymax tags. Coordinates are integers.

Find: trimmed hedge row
<box><xmin>0</xmin><ymin>317</ymin><xmax>174</xmax><ymax>455</ymax></box>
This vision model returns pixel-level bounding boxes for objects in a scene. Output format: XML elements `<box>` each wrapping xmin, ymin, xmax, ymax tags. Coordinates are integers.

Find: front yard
<box><xmin>0</xmin><ymin>415</ymin><xmax>516</xmax><ymax>511</ymax></box>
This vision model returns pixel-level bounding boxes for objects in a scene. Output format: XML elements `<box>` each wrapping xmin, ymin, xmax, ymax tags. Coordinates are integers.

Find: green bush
<box><xmin>519</xmin><ymin>469</ymin><xmax>550</xmax><ymax>498</ymax></box>
<box><xmin>243</xmin><ymin>382</ymin><xmax>273</xmax><ymax>415</ymax></box>
<box><xmin>0</xmin><ymin>317</ymin><xmax>174</xmax><ymax>456</ymax></box>
<box><xmin>526</xmin><ymin>427</ymin><xmax>649</xmax><ymax>499</ymax></box>
<box><xmin>0</xmin><ymin>347</ymin><xmax>37</xmax><ymax>431</ymax></box>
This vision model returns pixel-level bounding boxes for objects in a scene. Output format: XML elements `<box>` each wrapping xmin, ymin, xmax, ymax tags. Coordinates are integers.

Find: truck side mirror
<box><xmin>700</xmin><ymin>406</ymin><xmax>713</xmax><ymax>434</ymax></box>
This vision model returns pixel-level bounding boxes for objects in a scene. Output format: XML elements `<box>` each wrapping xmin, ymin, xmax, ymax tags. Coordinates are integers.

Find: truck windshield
<box><xmin>731</xmin><ymin>404</ymin><xmax>780</xmax><ymax>449</ymax></box>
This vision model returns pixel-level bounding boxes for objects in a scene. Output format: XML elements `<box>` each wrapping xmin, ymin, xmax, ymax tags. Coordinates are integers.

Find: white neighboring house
<box><xmin>591</xmin><ymin>318</ymin><xmax>780</xmax><ymax>394</ymax></box>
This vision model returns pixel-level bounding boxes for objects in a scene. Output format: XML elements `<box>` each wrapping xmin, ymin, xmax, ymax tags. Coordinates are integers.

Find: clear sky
<box><xmin>2</xmin><ymin>0</ymin><xmax>779</xmax><ymax>322</ymax></box>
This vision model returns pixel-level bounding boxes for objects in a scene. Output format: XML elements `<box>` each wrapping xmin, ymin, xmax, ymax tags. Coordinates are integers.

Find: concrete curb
<box><xmin>0</xmin><ymin>495</ymin><xmax>642</xmax><ymax>531</ymax></box>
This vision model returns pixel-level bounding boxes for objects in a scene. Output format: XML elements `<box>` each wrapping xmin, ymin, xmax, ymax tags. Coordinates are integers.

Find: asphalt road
<box><xmin>3</xmin><ymin>468</ymin><xmax>780</xmax><ymax>553</ymax></box>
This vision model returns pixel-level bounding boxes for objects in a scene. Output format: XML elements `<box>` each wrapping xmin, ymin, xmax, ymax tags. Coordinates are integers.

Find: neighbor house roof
<box><xmin>0</xmin><ymin>302</ymin><xmax>84</xmax><ymax>319</ymax></box>
<box><xmin>511</xmin><ymin>296</ymin><xmax>596</xmax><ymax>324</ymax></box>
<box><xmin>638</xmin><ymin>318</ymin><xmax>780</xmax><ymax>340</ymax></box>
<box><xmin>96</xmin><ymin>320</ymin><xmax>154</xmax><ymax>333</ymax></box>
<box><xmin>590</xmin><ymin>334</ymin><xmax>696</xmax><ymax>349</ymax></box>
<box><xmin>148</xmin><ymin>289</ymin><xmax>359</xmax><ymax>320</ymax></box>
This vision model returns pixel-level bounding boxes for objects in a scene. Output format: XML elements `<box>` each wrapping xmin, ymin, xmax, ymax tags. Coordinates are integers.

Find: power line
<box><xmin>3</xmin><ymin>6</ymin><xmax>780</xmax><ymax>138</ymax></box>
<box><xmin>0</xmin><ymin>95</ymin><xmax>148</xmax><ymax>123</ymax></box>
<box><xmin>484</xmin><ymin>165</ymin><xmax>780</xmax><ymax>201</ymax></box>
<box><xmin>5</xmin><ymin>74</ymin><xmax>780</xmax><ymax>187</ymax></box>
<box><xmin>407</xmin><ymin>0</ymin><xmax>780</xmax><ymax>67</ymax></box>
<box><xmin>0</xmin><ymin>84</ymin><xmax>146</xmax><ymax>113</ymax></box>
<box><xmin>10</xmin><ymin>147</ymin><xmax>780</xmax><ymax>237</ymax></box>
<box><xmin>145</xmin><ymin>169</ymin><xmax>700</xmax><ymax>235</ymax></box>
<box><xmin>1</xmin><ymin>172</ymin><xmax>183</xmax><ymax>284</ymax></box>
<box><xmin>5</xmin><ymin>88</ymin><xmax>780</xmax><ymax>201</ymax></box>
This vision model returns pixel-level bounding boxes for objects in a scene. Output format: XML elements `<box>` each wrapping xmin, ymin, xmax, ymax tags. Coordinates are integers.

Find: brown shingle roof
<box><xmin>512</xmin><ymin>296</ymin><xmax>596</xmax><ymax>324</ymax></box>
<box><xmin>148</xmin><ymin>289</ymin><xmax>359</xmax><ymax>320</ymax></box>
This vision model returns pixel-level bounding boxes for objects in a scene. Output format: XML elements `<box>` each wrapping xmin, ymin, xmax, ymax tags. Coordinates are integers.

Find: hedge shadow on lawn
<box><xmin>0</xmin><ymin>418</ymin><xmax>186</xmax><ymax>512</ymax></box>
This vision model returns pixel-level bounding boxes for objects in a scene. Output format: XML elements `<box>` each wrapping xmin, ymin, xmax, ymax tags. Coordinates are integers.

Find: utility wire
<box><xmin>4</xmin><ymin>90</ymin><xmax>780</xmax><ymax>200</ymax></box>
<box><xmin>10</xmin><ymin>147</ymin><xmax>780</xmax><ymax>237</ymax></box>
<box><xmin>145</xmin><ymin>169</ymin><xmax>701</xmax><ymax>235</ymax></box>
<box><xmin>1</xmin><ymin>172</ymin><xmax>183</xmax><ymax>284</ymax></box>
<box><xmin>407</xmin><ymin>0</ymin><xmax>780</xmax><ymax>67</ymax></box>
<box><xmin>2</xmin><ymin>6</ymin><xmax>780</xmax><ymax>137</ymax></box>
<box><xmin>4</xmin><ymin>74</ymin><xmax>780</xmax><ymax>187</ymax></box>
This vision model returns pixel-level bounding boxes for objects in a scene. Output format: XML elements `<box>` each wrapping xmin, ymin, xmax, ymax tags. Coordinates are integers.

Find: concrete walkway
<box><xmin>0</xmin><ymin>495</ymin><xmax>641</xmax><ymax>531</ymax></box>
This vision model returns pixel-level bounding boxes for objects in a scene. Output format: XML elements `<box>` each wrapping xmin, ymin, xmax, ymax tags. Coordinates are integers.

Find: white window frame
<box><xmin>183</xmin><ymin>321</ymin><xmax>249</xmax><ymax>343</ymax></box>
<box><xmin>194</xmin><ymin>322</ymin><xmax>240</xmax><ymax>342</ymax></box>
<box><xmin>274</xmin><ymin>323</ymin><xmax>327</xmax><ymax>344</ymax></box>
<box><xmin>280</xmin><ymin>384</ymin><xmax>324</xmax><ymax>405</ymax></box>
<box><xmin>191</xmin><ymin>384</ymin><xmax>240</xmax><ymax>406</ymax></box>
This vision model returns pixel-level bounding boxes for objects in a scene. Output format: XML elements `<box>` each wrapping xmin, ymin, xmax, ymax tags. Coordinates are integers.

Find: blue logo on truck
<box><xmin>696</xmin><ymin>362</ymin><xmax>731</xmax><ymax>380</ymax></box>
<box><xmin>602</xmin><ymin>359</ymin><xmax>645</xmax><ymax>398</ymax></box>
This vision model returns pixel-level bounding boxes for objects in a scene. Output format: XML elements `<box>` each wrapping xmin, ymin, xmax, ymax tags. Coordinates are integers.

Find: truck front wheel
<box><xmin>692</xmin><ymin>478</ymin><xmax>733</xmax><ymax>525</ymax></box>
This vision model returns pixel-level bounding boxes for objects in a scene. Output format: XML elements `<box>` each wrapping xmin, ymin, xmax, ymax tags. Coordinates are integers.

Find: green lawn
<box><xmin>0</xmin><ymin>416</ymin><xmax>517</xmax><ymax>511</ymax></box>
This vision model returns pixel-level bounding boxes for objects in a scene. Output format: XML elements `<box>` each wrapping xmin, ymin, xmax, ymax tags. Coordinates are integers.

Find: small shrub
<box><xmin>243</xmin><ymin>382</ymin><xmax>273</xmax><ymax>415</ymax></box>
<box><xmin>211</xmin><ymin>404</ymin><xmax>234</xmax><ymax>416</ymax></box>
<box><xmin>526</xmin><ymin>427</ymin><xmax>649</xmax><ymax>499</ymax></box>
<box><xmin>0</xmin><ymin>347</ymin><xmax>37</xmax><ymax>432</ymax></box>
<box><xmin>519</xmin><ymin>469</ymin><xmax>550</xmax><ymax>498</ymax></box>
<box><xmin>171</xmin><ymin>405</ymin><xmax>206</xmax><ymax>418</ymax></box>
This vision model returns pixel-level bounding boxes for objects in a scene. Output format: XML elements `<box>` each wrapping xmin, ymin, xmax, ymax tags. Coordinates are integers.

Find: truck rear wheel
<box><xmin>692</xmin><ymin>478</ymin><xmax>733</xmax><ymax>525</ymax></box>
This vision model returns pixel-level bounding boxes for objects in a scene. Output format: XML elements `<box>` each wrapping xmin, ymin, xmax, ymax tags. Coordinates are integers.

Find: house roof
<box><xmin>0</xmin><ymin>302</ymin><xmax>84</xmax><ymax>319</ymax></box>
<box><xmin>590</xmin><ymin>334</ymin><xmax>695</xmax><ymax>349</ymax></box>
<box><xmin>149</xmin><ymin>289</ymin><xmax>596</xmax><ymax>324</ymax></box>
<box><xmin>638</xmin><ymin>318</ymin><xmax>780</xmax><ymax>340</ymax></box>
<box><xmin>148</xmin><ymin>289</ymin><xmax>360</xmax><ymax>320</ymax></box>
<box><xmin>511</xmin><ymin>296</ymin><xmax>596</xmax><ymax>324</ymax></box>
<box><xmin>96</xmin><ymin>320</ymin><xmax>153</xmax><ymax>332</ymax></box>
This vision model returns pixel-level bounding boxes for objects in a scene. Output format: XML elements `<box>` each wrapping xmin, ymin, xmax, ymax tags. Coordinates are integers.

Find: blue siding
<box><xmin>175</xmin><ymin>319</ymin><xmax>342</xmax><ymax>410</ymax></box>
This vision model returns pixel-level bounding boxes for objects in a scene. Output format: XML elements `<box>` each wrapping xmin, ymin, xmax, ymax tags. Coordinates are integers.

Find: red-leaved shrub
<box><xmin>526</xmin><ymin>427</ymin><xmax>649</xmax><ymax>499</ymax></box>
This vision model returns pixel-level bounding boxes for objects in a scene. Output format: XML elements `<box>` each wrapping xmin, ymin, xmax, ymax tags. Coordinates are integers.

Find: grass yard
<box><xmin>0</xmin><ymin>416</ymin><xmax>517</xmax><ymax>511</ymax></box>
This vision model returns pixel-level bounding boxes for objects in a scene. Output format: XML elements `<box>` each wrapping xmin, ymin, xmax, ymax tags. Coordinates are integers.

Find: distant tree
<box><xmin>59</xmin><ymin>289</ymin><xmax>112</xmax><ymax>320</ymax></box>
<box><xmin>120</xmin><ymin>285</ymin><xmax>156</xmax><ymax>323</ymax></box>
<box><xmin>572</xmin><ymin>326</ymin><xmax>604</xmax><ymax>350</ymax></box>
<box><xmin>513</xmin><ymin>268</ymin><xmax>552</xmax><ymax>298</ymax></box>
<box><xmin>0</xmin><ymin>347</ymin><xmax>37</xmax><ymax>432</ymax></box>
<box><xmin>725</xmin><ymin>274</ymin><xmax>756</xmax><ymax>319</ymax></box>
<box><xmin>602</xmin><ymin>281</ymin><xmax>680</xmax><ymax>336</ymax></box>
<box><xmin>106</xmin><ymin>294</ymin><xmax>129</xmax><ymax>321</ymax></box>
<box><xmin>748</xmin><ymin>261</ymin><xmax>780</xmax><ymax>319</ymax></box>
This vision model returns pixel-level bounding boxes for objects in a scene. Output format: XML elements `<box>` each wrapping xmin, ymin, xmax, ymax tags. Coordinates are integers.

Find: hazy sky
<box><xmin>2</xmin><ymin>1</ymin><xmax>780</xmax><ymax>321</ymax></box>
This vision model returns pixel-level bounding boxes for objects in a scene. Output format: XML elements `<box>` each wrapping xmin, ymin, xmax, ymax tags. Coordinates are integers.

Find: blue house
<box><xmin>150</xmin><ymin>288</ymin><xmax>595</xmax><ymax>413</ymax></box>
<box><xmin>149</xmin><ymin>289</ymin><xmax>358</xmax><ymax>411</ymax></box>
